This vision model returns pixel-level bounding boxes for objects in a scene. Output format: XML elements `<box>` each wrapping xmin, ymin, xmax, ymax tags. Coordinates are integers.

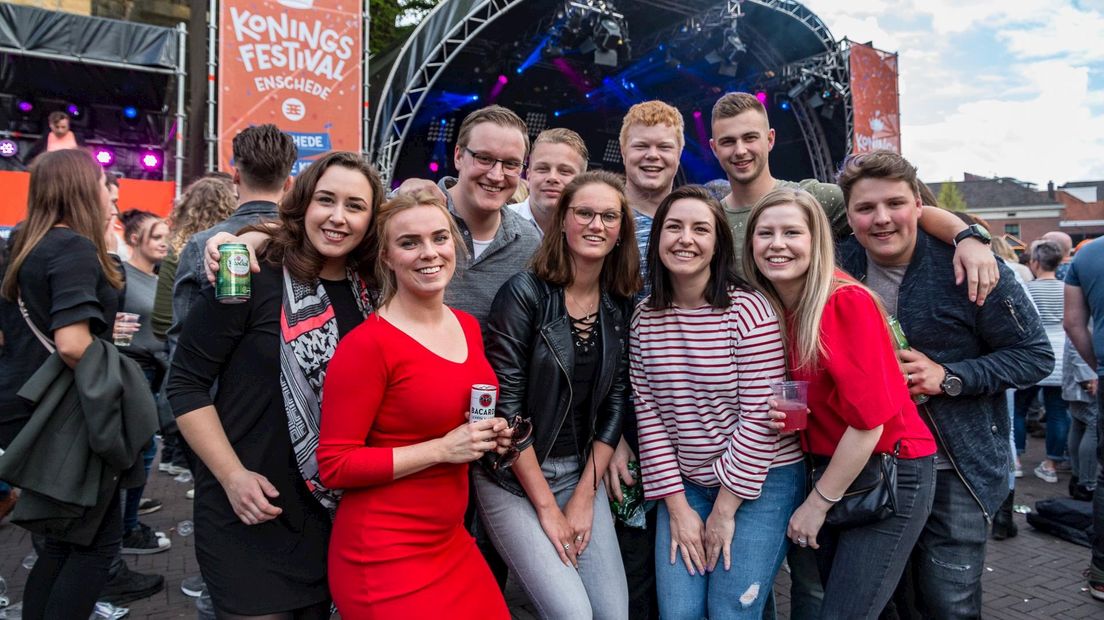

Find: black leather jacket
<box><xmin>481</xmin><ymin>271</ymin><xmax>632</xmax><ymax>496</ymax></box>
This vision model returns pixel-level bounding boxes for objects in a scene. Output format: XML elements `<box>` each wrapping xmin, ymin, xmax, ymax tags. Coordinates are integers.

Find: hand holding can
<box><xmin>470</xmin><ymin>384</ymin><xmax>497</xmax><ymax>423</ymax></box>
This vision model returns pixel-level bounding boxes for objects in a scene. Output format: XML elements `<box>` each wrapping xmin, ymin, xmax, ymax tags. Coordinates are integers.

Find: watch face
<box><xmin>943</xmin><ymin>376</ymin><xmax>964</xmax><ymax>396</ymax></box>
<box><xmin>973</xmin><ymin>224</ymin><xmax>992</xmax><ymax>242</ymax></box>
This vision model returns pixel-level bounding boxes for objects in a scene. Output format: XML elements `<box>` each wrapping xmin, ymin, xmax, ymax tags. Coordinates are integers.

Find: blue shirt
<box><xmin>1065</xmin><ymin>236</ymin><xmax>1104</xmax><ymax>373</ymax></box>
<box><xmin>633</xmin><ymin>210</ymin><xmax>653</xmax><ymax>302</ymax></box>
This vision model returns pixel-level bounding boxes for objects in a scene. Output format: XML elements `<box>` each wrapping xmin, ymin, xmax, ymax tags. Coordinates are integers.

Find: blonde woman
<box><xmin>744</xmin><ymin>188</ymin><xmax>936</xmax><ymax>619</ymax></box>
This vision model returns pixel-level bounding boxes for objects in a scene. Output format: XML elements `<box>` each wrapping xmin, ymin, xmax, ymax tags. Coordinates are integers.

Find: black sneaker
<box><xmin>121</xmin><ymin>522</ymin><xmax>171</xmax><ymax>555</ymax></box>
<box><xmin>100</xmin><ymin>563</ymin><xmax>165</xmax><ymax>605</ymax></box>
<box><xmin>180</xmin><ymin>574</ymin><xmax>205</xmax><ymax>597</ymax></box>
<box><xmin>136</xmin><ymin>497</ymin><xmax>162</xmax><ymax>515</ymax></box>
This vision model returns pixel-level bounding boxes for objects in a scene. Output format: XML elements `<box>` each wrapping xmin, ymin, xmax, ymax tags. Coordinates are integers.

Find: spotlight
<box><xmin>778</xmin><ymin>99</ymin><xmax>792</xmax><ymax>111</ymax></box>
<box><xmin>525</xmin><ymin>112</ymin><xmax>548</xmax><ymax>134</ymax></box>
<box><xmin>428</xmin><ymin>117</ymin><xmax>456</xmax><ymax>143</ymax></box>
<box><xmin>429</xmin><ymin>161</ymin><xmax>440</xmax><ymax>173</ymax></box>
<box><xmin>17</xmin><ymin>100</ymin><xmax>33</xmax><ymax>114</ymax></box>
<box><xmin>0</xmin><ymin>140</ymin><xmax>18</xmax><ymax>158</ymax></box>
<box><xmin>122</xmin><ymin>106</ymin><xmax>139</xmax><ymax>120</ymax></box>
<box><xmin>93</xmin><ymin>148</ymin><xmax>115</xmax><ymax>166</ymax></box>
<box><xmin>67</xmin><ymin>104</ymin><xmax>81</xmax><ymax>117</ymax></box>
<box><xmin>139</xmin><ymin>150</ymin><xmax>162</xmax><ymax>170</ymax></box>
<box><xmin>602</xmin><ymin>139</ymin><xmax>622</xmax><ymax>165</ymax></box>
<box><xmin>755</xmin><ymin>91</ymin><xmax>768</xmax><ymax>105</ymax></box>
<box><xmin>787</xmin><ymin>76</ymin><xmax>815</xmax><ymax>100</ymax></box>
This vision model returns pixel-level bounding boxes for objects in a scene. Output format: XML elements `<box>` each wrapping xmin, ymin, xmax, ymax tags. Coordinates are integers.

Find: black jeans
<box><xmin>616</xmin><ymin>504</ymin><xmax>658</xmax><ymax>620</ymax></box>
<box><xmin>22</xmin><ymin>488</ymin><xmax>123</xmax><ymax>620</ymax></box>
<box><xmin>816</xmin><ymin>456</ymin><xmax>936</xmax><ymax>620</ymax></box>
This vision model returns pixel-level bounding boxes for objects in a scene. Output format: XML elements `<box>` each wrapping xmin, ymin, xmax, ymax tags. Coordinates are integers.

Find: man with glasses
<box><xmin>436</xmin><ymin>105</ymin><xmax>541</xmax><ymax>324</ymax></box>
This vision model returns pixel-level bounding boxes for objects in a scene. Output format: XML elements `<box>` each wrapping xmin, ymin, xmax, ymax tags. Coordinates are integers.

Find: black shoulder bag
<box><xmin>810</xmin><ymin>440</ymin><xmax>900</xmax><ymax>528</ymax></box>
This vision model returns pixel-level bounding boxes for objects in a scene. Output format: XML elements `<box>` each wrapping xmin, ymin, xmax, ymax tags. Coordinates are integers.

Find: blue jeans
<box><xmin>1091</xmin><ymin>376</ymin><xmax>1104</xmax><ymax>581</ymax></box>
<box><xmin>911</xmin><ymin>469</ymin><xmax>990</xmax><ymax>619</ymax></box>
<box><xmin>122</xmin><ymin>365</ymin><xmax>160</xmax><ymax>533</ymax></box>
<box><xmin>474</xmin><ymin>457</ymin><xmax>628</xmax><ymax>620</ymax></box>
<box><xmin>655</xmin><ymin>462</ymin><xmax>804</xmax><ymax>620</ymax></box>
<box><xmin>1014</xmin><ymin>385</ymin><xmax>1070</xmax><ymax>461</ymax></box>
<box><xmin>815</xmin><ymin>456</ymin><xmax>935</xmax><ymax>619</ymax></box>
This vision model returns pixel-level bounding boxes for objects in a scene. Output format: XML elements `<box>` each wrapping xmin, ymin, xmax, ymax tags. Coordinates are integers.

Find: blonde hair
<box><xmin>455</xmin><ymin>105</ymin><xmax>530</xmax><ymax>157</ymax></box>
<box><xmin>743</xmin><ymin>188</ymin><xmax>878</xmax><ymax>370</ymax></box>
<box><xmin>619</xmin><ymin>100</ymin><xmax>685</xmax><ymax>149</ymax></box>
<box><xmin>168</xmin><ymin>177</ymin><xmax>237</xmax><ymax>253</ymax></box>
<box><xmin>375</xmin><ymin>190</ymin><xmax>466</xmax><ymax>305</ymax></box>
<box><xmin>532</xmin><ymin>128</ymin><xmax>589</xmax><ymax>166</ymax></box>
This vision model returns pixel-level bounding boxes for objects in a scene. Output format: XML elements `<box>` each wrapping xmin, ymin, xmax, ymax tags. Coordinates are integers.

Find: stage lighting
<box><xmin>429</xmin><ymin>161</ymin><xmax>440</xmax><ymax>173</ymax></box>
<box><xmin>787</xmin><ymin>76</ymin><xmax>815</xmax><ymax>100</ymax></box>
<box><xmin>525</xmin><ymin>112</ymin><xmax>548</xmax><ymax>134</ymax></box>
<box><xmin>17</xmin><ymin>100</ymin><xmax>33</xmax><ymax>114</ymax></box>
<box><xmin>139</xmin><ymin>151</ymin><xmax>162</xmax><ymax>170</ymax></box>
<box><xmin>602</xmin><ymin>139</ymin><xmax>622</xmax><ymax>165</ymax></box>
<box><xmin>122</xmin><ymin>106</ymin><xmax>139</xmax><ymax>120</ymax></box>
<box><xmin>67</xmin><ymin>104</ymin><xmax>81</xmax><ymax>117</ymax></box>
<box><xmin>428</xmin><ymin>117</ymin><xmax>456</xmax><ymax>143</ymax></box>
<box><xmin>93</xmin><ymin>148</ymin><xmax>115</xmax><ymax>166</ymax></box>
<box><xmin>0</xmin><ymin>140</ymin><xmax>18</xmax><ymax>158</ymax></box>
<box><xmin>755</xmin><ymin>91</ymin><xmax>768</xmax><ymax>105</ymax></box>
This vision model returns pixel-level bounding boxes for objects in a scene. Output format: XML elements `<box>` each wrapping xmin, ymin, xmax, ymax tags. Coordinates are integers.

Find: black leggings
<box><xmin>22</xmin><ymin>488</ymin><xmax>123</xmax><ymax>620</ymax></box>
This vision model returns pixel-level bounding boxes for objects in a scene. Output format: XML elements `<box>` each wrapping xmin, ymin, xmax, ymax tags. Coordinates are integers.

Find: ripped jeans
<box><xmin>655</xmin><ymin>462</ymin><xmax>804</xmax><ymax>620</ymax></box>
<box><xmin>911</xmin><ymin>468</ymin><xmax>990</xmax><ymax>619</ymax></box>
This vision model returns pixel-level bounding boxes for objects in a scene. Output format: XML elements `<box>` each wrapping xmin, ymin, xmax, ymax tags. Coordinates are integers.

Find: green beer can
<box><xmin>217</xmin><ymin>243</ymin><xmax>251</xmax><ymax>303</ymax></box>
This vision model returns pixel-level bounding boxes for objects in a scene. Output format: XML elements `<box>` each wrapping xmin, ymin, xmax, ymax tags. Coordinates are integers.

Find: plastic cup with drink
<box><xmin>770</xmin><ymin>380</ymin><xmax>810</xmax><ymax>432</ymax></box>
<box><xmin>113</xmin><ymin>312</ymin><xmax>140</xmax><ymax>347</ymax></box>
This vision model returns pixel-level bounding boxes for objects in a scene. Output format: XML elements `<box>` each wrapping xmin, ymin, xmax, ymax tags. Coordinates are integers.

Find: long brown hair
<box><xmin>646</xmin><ymin>185</ymin><xmax>745</xmax><ymax>309</ymax></box>
<box><xmin>2</xmin><ymin>149</ymin><xmax>123</xmax><ymax>300</ymax></box>
<box><xmin>530</xmin><ymin>170</ymin><xmax>641</xmax><ymax>299</ymax></box>
<box><xmin>259</xmin><ymin>151</ymin><xmax>383</xmax><ymax>286</ymax></box>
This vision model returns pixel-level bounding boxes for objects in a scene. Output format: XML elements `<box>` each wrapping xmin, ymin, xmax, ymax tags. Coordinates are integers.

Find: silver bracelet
<box><xmin>813</xmin><ymin>483</ymin><xmax>842</xmax><ymax>504</ymax></box>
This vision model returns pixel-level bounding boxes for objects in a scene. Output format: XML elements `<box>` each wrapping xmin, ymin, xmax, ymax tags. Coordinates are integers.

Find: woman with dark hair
<box><xmin>473</xmin><ymin>170</ymin><xmax>640</xmax><ymax>618</ymax></box>
<box><xmin>116</xmin><ymin>209</ymin><xmax>172</xmax><ymax>551</ymax></box>
<box><xmin>167</xmin><ymin>151</ymin><xmax>383</xmax><ymax>619</ymax></box>
<box><xmin>0</xmin><ymin>149</ymin><xmax>144</xmax><ymax>619</ymax></box>
<box><xmin>632</xmin><ymin>185</ymin><xmax>804</xmax><ymax>619</ymax></box>
<box><xmin>744</xmin><ymin>187</ymin><xmax>935</xmax><ymax>618</ymax></box>
<box><xmin>318</xmin><ymin>191</ymin><xmax>511</xmax><ymax>617</ymax></box>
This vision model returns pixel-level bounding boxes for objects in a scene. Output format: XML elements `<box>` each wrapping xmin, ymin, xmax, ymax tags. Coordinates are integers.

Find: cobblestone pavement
<box><xmin>1</xmin><ymin>439</ymin><xmax>1100</xmax><ymax>619</ymax></box>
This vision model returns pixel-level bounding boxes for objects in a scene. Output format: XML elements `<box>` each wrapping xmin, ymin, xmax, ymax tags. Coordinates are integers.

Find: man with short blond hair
<box><xmin>510</xmin><ymin>128</ymin><xmax>589</xmax><ymax>236</ymax></box>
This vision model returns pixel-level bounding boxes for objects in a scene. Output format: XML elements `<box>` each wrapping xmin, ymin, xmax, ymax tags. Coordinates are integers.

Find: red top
<box><xmin>789</xmin><ymin>275</ymin><xmax>936</xmax><ymax>459</ymax></box>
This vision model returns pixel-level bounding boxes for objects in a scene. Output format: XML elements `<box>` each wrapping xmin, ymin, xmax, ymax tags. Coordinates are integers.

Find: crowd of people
<box><xmin>0</xmin><ymin>90</ymin><xmax>1101</xmax><ymax>620</ymax></box>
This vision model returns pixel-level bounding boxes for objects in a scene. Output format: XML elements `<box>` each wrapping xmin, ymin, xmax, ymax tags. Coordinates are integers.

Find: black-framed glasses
<box><xmin>569</xmin><ymin>207</ymin><xmax>621</xmax><ymax>228</ymax></box>
<box><xmin>463</xmin><ymin>147</ymin><xmax>525</xmax><ymax>177</ymax></box>
<box><xmin>493</xmin><ymin>416</ymin><xmax>535</xmax><ymax>470</ymax></box>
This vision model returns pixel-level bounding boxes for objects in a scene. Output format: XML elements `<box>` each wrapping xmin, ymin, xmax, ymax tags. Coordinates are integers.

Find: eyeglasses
<box><xmin>463</xmin><ymin>147</ymin><xmax>525</xmax><ymax>176</ymax></box>
<box><xmin>493</xmin><ymin>416</ymin><xmax>535</xmax><ymax>471</ymax></box>
<box><xmin>569</xmin><ymin>207</ymin><xmax>621</xmax><ymax>228</ymax></box>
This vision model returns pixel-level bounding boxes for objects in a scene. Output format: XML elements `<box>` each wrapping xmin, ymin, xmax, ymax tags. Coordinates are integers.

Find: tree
<box><xmin>370</xmin><ymin>0</ymin><xmax>439</xmax><ymax>56</ymax></box>
<box><xmin>938</xmin><ymin>181</ymin><xmax>968</xmax><ymax>212</ymax></box>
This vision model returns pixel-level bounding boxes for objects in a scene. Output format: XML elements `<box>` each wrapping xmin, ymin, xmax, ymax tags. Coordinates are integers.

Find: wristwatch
<box><xmin>940</xmin><ymin>366</ymin><xmax>964</xmax><ymax>396</ymax></box>
<box><xmin>953</xmin><ymin>224</ymin><xmax>992</xmax><ymax>247</ymax></box>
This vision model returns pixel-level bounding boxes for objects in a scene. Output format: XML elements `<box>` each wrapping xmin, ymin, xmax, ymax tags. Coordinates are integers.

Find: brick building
<box><xmin>928</xmin><ymin>173</ymin><xmax>1104</xmax><ymax>250</ymax></box>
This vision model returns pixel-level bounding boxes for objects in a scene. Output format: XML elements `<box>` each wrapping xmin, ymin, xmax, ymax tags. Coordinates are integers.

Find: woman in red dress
<box><xmin>318</xmin><ymin>191</ymin><xmax>511</xmax><ymax>618</ymax></box>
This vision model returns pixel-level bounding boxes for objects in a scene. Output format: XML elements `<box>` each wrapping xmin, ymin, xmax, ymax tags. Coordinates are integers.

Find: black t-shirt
<box><xmin>320</xmin><ymin>277</ymin><xmax>361</xmax><ymax>339</ymax></box>
<box><xmin>550</xmin><ymin>316</ymin><xmax>602</xmax><ymax>458</ymax></box>
<box><xmin>0</xmin><ymin>227</ymin><xmax>120</xmax><ymax>447</ymax></box>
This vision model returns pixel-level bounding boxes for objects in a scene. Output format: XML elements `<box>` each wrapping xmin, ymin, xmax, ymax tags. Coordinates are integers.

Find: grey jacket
<box><xmin>0</xmin><ymin>340</ymin><xmax>158</xmax><ymax>544</ymax></box>
<box><xmin>839</xmin><ymin>231</ymin><xmax>1054</xmax><ymax>518</ymax></box>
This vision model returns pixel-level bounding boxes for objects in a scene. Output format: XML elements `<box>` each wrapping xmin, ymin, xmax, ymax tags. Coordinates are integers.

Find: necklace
<box><xmin>565</xmin><ymin>288</ymin><xmax>598</xmax><ymax>320</ymax></box>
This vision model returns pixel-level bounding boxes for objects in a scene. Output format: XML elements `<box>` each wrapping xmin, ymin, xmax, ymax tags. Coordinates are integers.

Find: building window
<box><xmin>1005</xmin><ymin>223</ymin><xmax>1020</xmax><ymax>237</ymax></box>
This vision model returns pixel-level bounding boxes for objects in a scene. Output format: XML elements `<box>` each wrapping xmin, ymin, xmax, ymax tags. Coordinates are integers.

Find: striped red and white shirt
<box><xmin>630</xmin><ymin>287</ymin><xmax>803</xmax><ymax>501</ymax></box>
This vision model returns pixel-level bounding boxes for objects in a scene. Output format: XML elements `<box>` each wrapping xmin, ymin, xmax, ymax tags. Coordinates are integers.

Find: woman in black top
<box><xmin>0</xmin><ymin>149</ymin><xmax>125</xmax><ymax>619</ymax></box>
<box><xmin>167</xmin><ymin>151</ymin><xmax>383</xmax><ymax>618</ymax></box>
<box><xmin>474</xmin><ymin>171</ymin><xmax>641</xmax><ymax>618</ymax></box>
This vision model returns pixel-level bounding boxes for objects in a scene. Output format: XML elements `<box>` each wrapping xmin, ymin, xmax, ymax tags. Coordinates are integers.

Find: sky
<box><xmin>802</xmin><ymin>0</ymin><xmax>1104</xmax><ymax>188</ymax></box>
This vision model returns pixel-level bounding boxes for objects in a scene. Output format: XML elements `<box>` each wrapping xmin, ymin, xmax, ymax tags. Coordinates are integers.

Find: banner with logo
<box><xmin>217</xmin><ymin>0</ymin><xmax>363</xmax><ymax>174</ymax></box>
<box><xmin>849</xmin><ymin>43</ymin><xmax>901</xmax><ymax>154</ymax></box>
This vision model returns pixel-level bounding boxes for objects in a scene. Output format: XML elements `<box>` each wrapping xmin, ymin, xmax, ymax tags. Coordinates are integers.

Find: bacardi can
<box><xmin>216</xmin><ymin>243</ymin><xmax>251</xmax><ymax>303</ymax></box>
<box><xmin>470</xmin><ymin>384</ymin><xmax>497</xmax><ymax>423</ymax></box>
<box><xmin>889</xmin><ymin>316</ymin><xmax>929</xmax><ymax>404</ymax></box>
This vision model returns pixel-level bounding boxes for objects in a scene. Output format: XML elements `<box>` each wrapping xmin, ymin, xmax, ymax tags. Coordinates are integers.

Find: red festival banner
<box><xmin>848</xmin><ymin>43</ymin><xmax>901</xmax><ymax>154</ymax></box>
<box><xmin>217</xmin><ymin>0</ymin><xmax>363</xmax><ymax>173</ymax></box>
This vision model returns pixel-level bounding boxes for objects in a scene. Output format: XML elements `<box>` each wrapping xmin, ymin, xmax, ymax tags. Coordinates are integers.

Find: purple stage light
<box><xmin>0</xmin><ymin>140</ymin><xmax>17</xmax><ymax>158</ymax></box>
<box><xmin>692</xmin><ymin>110</ymin><xmax>703</xmax><ymax>119</ymax></box>
<box><xmin>429</xmin><ymin>161</ymin><xmax>440</xmax><ymax>173</ymax></box>
<box><xmin>139</xmin><ymin>151</ymin><xmax>161</xmax><ymax>170</ymax></box>
<box><xmin>93</xmin><ymin>148</ymin><xmax>115</xmax><ymax>166</ymax></box>
<box><xmin>756</xmin><ymin>91</ymin><xmax>768</xmax><ymax>105</ymax></box>
<box><xmin>17</xmin><ymin>101</ymin><xmax>33</xmax><ymax>113</ymax></box>
<box><xmin>67</xmin><ymin>104</ymin><xmax>80</xmax><ymax>116</ymax></box>
<box><xmin>497</xmin><ymin>74</ymin><xmax>508</xmax><ymax>84</ymax></box>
